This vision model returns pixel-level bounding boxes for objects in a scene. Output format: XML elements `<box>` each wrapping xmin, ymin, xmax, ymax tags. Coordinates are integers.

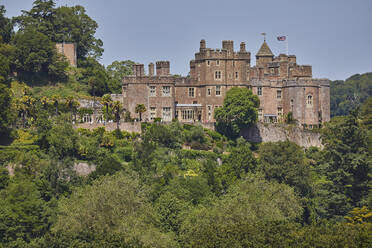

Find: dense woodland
<box><xmin>0</xmin><ymin>1</ymin><xmax>371</xmax><ymax>247</ymax></box>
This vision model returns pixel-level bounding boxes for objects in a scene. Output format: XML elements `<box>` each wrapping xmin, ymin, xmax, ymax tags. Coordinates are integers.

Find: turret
<box><xmin>200</xmin><ymin>39</ymin><xmax>206</xmax><ymax>51</ymax></box>
<box><xmin>133</xmin><ymin>64</ymin><xmax>144</xmax><ymax>77</ymax></box>
<box><xmin>222</xmin><ymin>40</ymin><xmax>234</xmax><ymax>53</ymax></box>
<box><xmin>156</xmin><ymin>61</ymin><xmax>170</xmax><ymax>76</ymax></box>
<box><xmin>256</xmin><ymin>41</ymin><xmax>274</xmax><ymax>66</ymax></box>
<box><xmin>239</xmin><ymin>42</ymin><xmax>246</xmax><ymax>53</ymax></box>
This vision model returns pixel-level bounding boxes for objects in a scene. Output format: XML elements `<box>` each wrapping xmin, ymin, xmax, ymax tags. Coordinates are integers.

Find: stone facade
<box><xmin>56</xmin><ymin>42</ymin><xmax>77</xmax><ymax>67</ymax></box>
<box><xmin>122</xmin><ymin>40</ymin><xmax>330</xmax><ymax>127</ymax></box>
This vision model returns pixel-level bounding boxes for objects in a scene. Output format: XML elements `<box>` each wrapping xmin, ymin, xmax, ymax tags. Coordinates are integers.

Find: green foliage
<box><xmin>53</xmin><ymin>171</ymin><xmax>178</xmax><ymax>247</ymax></box>
<box><xmin>135</xmin><ymin>103</ymin><xmax>146</xmax><ymax>121</ymax></box>
<box><xmin>0</xmin><ymin>6</ymin><xmax>13</xmax><ymax>44</ymax></box>
<box><xmin>331</xmin><ymin>73</ymin><xmax>372</xmax><ymax>117</ymax></box>
<box><xmin>0</xmin><ymin>83</ymin><xmax>12</xmax><ymax>134</ymax></box>
<box><xmin>106</xmin><ymin>60</ymin><xmax>135</xmax><ymax>93</ymax></box>
<box><xmin>12</xmin><ymin>27</ymin><xmax>68</xmax><ymax>84</ymax></box>
<box><xmin>180</xmin><ymin>176</ymin><xmax>303</xmax><ymax>247</ymax></box>
<box><xmin>215</xmin><ymin>87</ymin><xmax>260</xmax><ymax>138</ymax></box>
<box><xmin>0</xmin><ymin>176</ymin><xmax>50</xmax><ymax>244</ymax></box>
<box><xmin>318</xmin><ymin>113</ymin><xmax>371</xmax><ymax>218</ymax></box>
<box><xmin>360</xmin><ymin>96</ymin><xmax>372</xmax><ymax>130</ymax></box>
<box><xmin>258</xmin><ymin>141</ymin><xmax>313</xmax><ymax>197</ymax></box>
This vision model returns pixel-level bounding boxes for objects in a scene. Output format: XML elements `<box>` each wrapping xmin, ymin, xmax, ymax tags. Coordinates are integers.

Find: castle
<box><xmin>122</xmin><ymin>39</ymin><xmax>330</xmax><ymax>128</ymax></box>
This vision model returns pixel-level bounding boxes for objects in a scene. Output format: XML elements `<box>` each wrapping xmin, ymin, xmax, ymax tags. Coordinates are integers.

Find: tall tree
<box><xmin>0</xmin><ymin>5</ymin><xmax>14</xmax><ymax>43</ymax></box>
<box><xmin>215</xmin><ymin>87</ymin><xmax>259</xmax><ymax>138</ymax></box>
<box><xmin>100</xmin><ymin>94</ymin><xmax>112</xmax><ymax>125</ymax></box>
<box><xmin>112</xmin><ymin>100</ymin><xmax>123</xmax><ymax>130</ymax></box>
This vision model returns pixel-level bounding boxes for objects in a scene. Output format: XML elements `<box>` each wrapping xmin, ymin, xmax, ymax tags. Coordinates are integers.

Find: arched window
<box><xmin>307</xmin><ymin>95</ymin><xmax>313</xmax><ymax>106</ymax></box>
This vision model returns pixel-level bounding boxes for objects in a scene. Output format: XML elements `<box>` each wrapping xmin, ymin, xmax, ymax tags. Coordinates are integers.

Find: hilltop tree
<box><xmin>14</xmin><ymin>0</ymin><xmax>103</xmax><ymax>60</ymax></box>
<box><xmin>107</xmin><ymin>60</ymin><xmax>135</xmax><ymax>93</ymax></box>
<box><xmin>0</xmin><ymin>5</ymin><xmax>13</xmax><ymax>43</ymax></box>
<box><xmin>112</xmin><ymin>100</ymin><xmax>123</xmax><ymax>129</ymax></box>
<box><xmin>135</xmin><ymin>104</ymin><xmax>146</xmax><ymax>122</ymax></box>
<box><xmin>215</xmin><ymin>87</ymin><xmax>259</xmax><ymax>138</ymax></box>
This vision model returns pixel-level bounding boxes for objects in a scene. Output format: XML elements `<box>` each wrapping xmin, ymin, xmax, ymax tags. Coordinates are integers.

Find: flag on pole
<box><xmin>277</xmin><ymin>36</ymin><xmax>286</xmax><ymax>41</ymax></box>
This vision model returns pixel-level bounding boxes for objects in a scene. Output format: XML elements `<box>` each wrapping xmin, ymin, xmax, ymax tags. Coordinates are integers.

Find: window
<box><xmin>307</xmin><ymin>95</ymin><xmax>313</xmax><ymax>106</ymax></box>
<box><xmin>258</xmin><ymin>109</ymin><xmax>263</xmax><ymax>121</ymax></box>
<box><xmin>207</xmin><ymin>60</ymin><xmax>210</xmax><ymax>66</ymax></box>
<box><xmin>181</xmin><ymin>109</ymin><xmax>194</xmax><ymax>121</ymax></box>
<box><xmin>207</xmin><ymin>88</ymin><xmax>211</xmax><ymax>96</ymax></box>
<box><xmin>216</xmin><ymin>60</ymin><xmax>220</xmax><ymax>66</ymax></box>
<box><xmin>162</xmin><ymin>107</ymin><xmax>172</xmax><ymax>121</ymax></box>
<box><xmin>257</xmin><ymin>87</ymin><xmax>262</xmax><ymax>96</ymax></box>
<box><xmin>235</xmin><ymin>71</ymin><xmax>239</xmax><ymax>79</ymax></box>
<box><xmin>271</xmin><ymin>68</ymin><xmax>275</xmax><ymax>74</ymax></box>
<box><xmin>149</xmin><ymin>86</ymin><xmax>156</xmax><ymax>97</ymax></box>
<box><xmin>162</xmin><ymin>86</ymin><xmax>171</xmax><ymax>96</ymax></box>
<box><xmin>215</xmin><ymin>71</ymin><xmax>222</xmax><ymax>80</ymax></box>
<box><xmin>193</xmin><ymin>101</ymin><xmax>197</xmax><ymax>104</ymax></box>
<box><xmin>207</xmin><ymin>105</ymin><xmax>212</xmax><ymax>121</ymax></box>
<box><xmin>197</xmin><ymin>72</ymin><xmax>200</xmax><ymax>81</ymax></box>
<box><xmin>277</xmin><ymin>90</ymin><xmax>282</xmax><ymax>99</ymax></box>
<box><xmin>188</xmin><ymin>88</ymin><xmax>195</xmax><ymax>97</ymax></box>
<box><xmin>216</xmin><ymin>85</ymin><xmax>221</xmax><ymax>96</ymax></box>
<box><xmin>277</xmin><ymin>107</ymin><xmax>283</xmax><ymax>117</ymax></box>
<box><xmin>150</xmin><ymin>107</ymin><xmax>156</xmax><ymax>120</ymax></box>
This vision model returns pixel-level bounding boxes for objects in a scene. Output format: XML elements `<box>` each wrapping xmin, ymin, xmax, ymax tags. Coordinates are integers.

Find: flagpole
<box><xmin>286</xmin><ymin>35</ymin><xmax>288</xmax><ymax>55</ymax></box>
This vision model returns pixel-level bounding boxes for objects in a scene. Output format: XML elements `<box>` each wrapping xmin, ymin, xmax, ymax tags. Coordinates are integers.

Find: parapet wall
<box><xmin>75</xmin><ymin>122</ymin><xmax>141</xmax><ymax>133</ymax></box>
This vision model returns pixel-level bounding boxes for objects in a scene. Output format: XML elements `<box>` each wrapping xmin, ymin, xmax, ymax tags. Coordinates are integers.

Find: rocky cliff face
<box><xmin>242</xmin><ymin>123</ymin><xmax>323</xmax><ymax>148</ymax></box>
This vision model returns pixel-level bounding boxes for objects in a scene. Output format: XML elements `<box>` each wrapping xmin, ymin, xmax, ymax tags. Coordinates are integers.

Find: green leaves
<box><xmin>215</xmin><ymin>87</ymin><xmax>260</xmax><ymax>138</ymax></box>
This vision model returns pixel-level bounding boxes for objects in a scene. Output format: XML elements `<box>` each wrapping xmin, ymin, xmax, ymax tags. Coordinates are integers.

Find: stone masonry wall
<box><xmin>241</xmin><ymin>123</ymin><xmax>323</xmax><ymax>148</ymax></box>
<box><xmin>75</xmin><ymin>122</ymin><xmax>141</xmax><ymax>133</ymax></box>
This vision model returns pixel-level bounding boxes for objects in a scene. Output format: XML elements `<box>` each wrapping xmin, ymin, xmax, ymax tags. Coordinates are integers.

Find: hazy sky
<box><xmin>2</xmin><ymin>0</ymin><xmax>372</xmax><ymax>80</ymax></box>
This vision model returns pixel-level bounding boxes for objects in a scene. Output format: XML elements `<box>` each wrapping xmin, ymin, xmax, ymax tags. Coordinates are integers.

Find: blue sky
<box><xmin>2</xmin><ymin>0</ymin><xmax>372</xmax><ymax>80</ymax></box>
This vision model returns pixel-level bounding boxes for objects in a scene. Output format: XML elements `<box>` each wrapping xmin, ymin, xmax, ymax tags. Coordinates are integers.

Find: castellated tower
<box><xmin>122</xmin><ymin>39</ymin><xmax>330</xmax><ymax>127</ymax></box>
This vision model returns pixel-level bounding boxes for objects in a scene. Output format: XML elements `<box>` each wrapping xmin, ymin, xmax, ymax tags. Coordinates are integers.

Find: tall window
<box><xmin>235</xmin><ymin>71</ymin><xmax>239</xmax><ymax>79</ymax></box>
<box><xmin>215</xmin><ymin>71</ymin><xmax>222</xmax><ymax>80</ymax></box>
<box><xmin>207</xmin><ymin>60</ymin><xmax>210</xmax><ymax>66</ymax></box>
<box><xmin>207</xmin><ymin>105</ymin><xmax>212</xmax><ymax>121</ymax></box>
<box><xmin>162</xmin><ymin>107</ymin><xmax>172</xmax><ymax>121</ymax></box>
<box><xmin>162</xmin><ymin>86</ymin><xmax>171</xmax><ymax>96</ymax></box>
<box><xmin>307</xmin><ymin>95</ymin><xmax>313</xmax><ymax>106</ymax></box>
<box><xmin>216</xmin><ymin>85</ymin><xmax>221</xmax><ymax>96</ymax></box>
<box><xmin>207</xmin><ymin>88</ymin><xmax>211</xmax><ymax>96</ymax></box>
<box><xmin>216</xmin><ymin>60</ymin><xmax>220</xmax><ymax>66</ymax></box>
<box><xmin>257</xmin><ymin>87</ymin><xmax>262</xmax><ymax>96</ymax></box>
<box><xmin>150</xmin><ymin>107</ymin><xmax>156</xmax><ymax>120</ymax></box>
<box><xmin>181</xmin><ymin>109</ymin><xmax>194</xmax><ymax>121</ymax></box>
<box><xmin>188</xmin><ymin>88</ymin><xmax>195</xmax><ymax>97</ymax></box>
<box><xmin>149</xmin><ymin>86</ymin><xmax>156</xmax><ymax>97</ymax></box>
<box><xmin>277</xmin><ymin>90</ymin><xmax>282</xmax><ymax>99</ymax></box>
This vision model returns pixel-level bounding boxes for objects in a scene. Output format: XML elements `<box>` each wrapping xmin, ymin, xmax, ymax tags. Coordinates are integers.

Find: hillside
<box><xmin>331</xmin><ymin>72</ymin><xmax>372</xmax><ymax>117</ymax></box>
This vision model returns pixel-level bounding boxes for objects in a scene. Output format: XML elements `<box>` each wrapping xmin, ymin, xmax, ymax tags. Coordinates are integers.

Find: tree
<box><xmin>135</xmin><ymin>103</ymin><xmax>146</xmax><ymax>122</ymax></box>
<box><xmin>0</xmin><ymin>176</ymin><xmax>50</xmax><ymax>244</ymax></box>
<box><xmin>101</xmin><ymin>94</ymin><xmax>112</xmax><ymax>125</ymax></box>
<box><xmin>0</xmin><ymin>83</ymin><xmax>11</xmax><ymax>133</ymax></box>
<box><xmin>15</xmin><ymin>0</ymin><xmax>103</xmax><ymax>60</ymax></box>
<box><xmin>0</xmin><ymin>5</ymin><xmax>13</xmax><ymax>43</ymax></box>
<box><xmin>53</xmin><ymin>172</ymin><xmax>178</xmax><ymax>247</ymax></box>
<box><xmin>318</xmin><ymin>114</ymin><xmax>371</xmax><ymax>219</ymax></box>
<box><xmin>258</xmin><ymin>141</ymin><xmax>313</xmax><ymax>197</ymax></box>
<box><xmin>112</xmin><ymin>100</ymin><xmax>123</xmax><ymax>130</ymax></box>
<box><xmin>11</xmin><ymin>27</ymin><xmax>68</xmax><ymax>83</ymax></box>
<box><xmin>215</xmin><ymin>87</ymin><xmax>259</xmax><ymax>138</ymax></box>
<box><xmin>106</xmin><ymin>60</ymin><xmax>135</xmax><ymax>93</ymax></box>
<box><xmin>360</xmin><ymin>96</ymin><xmax>372</xmax><ymax>130</ymax></box>
<box><xmin>180</xmin><ymin>176</ymin><xmax>303</xmax><ymax>247</ymax></box>
<box><xmin>65</xmin><ymin>96</ymin><xmax>80</xmax><ymax>123</ymax></box>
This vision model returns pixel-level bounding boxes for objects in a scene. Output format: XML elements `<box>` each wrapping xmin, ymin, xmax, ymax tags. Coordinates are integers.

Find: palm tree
<box><xmin>101</xmin><ymin>94</ymin><xmax>112</xmax><ymax>125</ymax></box>
<box><xmin>112</xmin><ymin>101</ymin><xmax>123</xmax><ymax>130</ymax></box>
<box><xmin>16</xmin><ymin>95</ymin><xmax>35</xmax><ymax>128</ymax></box>
<box><xmin>65</xmin><ymin>96</ymin><xmax>80</xmax><ymax>123</ymax></box>
<box><xmin>135</xmin><ymin>104</ymin><xmax>146</xmax><ymax>122</ymax></box>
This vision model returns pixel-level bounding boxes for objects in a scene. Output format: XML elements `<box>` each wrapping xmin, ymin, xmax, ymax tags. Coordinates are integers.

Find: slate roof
<box><xmin>256</xmin><ymin>41</ymin><xmax>274</xmax><ymax>57</ymax></box>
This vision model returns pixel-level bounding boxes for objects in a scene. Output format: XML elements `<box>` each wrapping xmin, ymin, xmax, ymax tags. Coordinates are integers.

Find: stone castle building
<box><xmin>122</xmin><ymin>39</ymin><xmax>330</xmax><ymax>128</ymax></box>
